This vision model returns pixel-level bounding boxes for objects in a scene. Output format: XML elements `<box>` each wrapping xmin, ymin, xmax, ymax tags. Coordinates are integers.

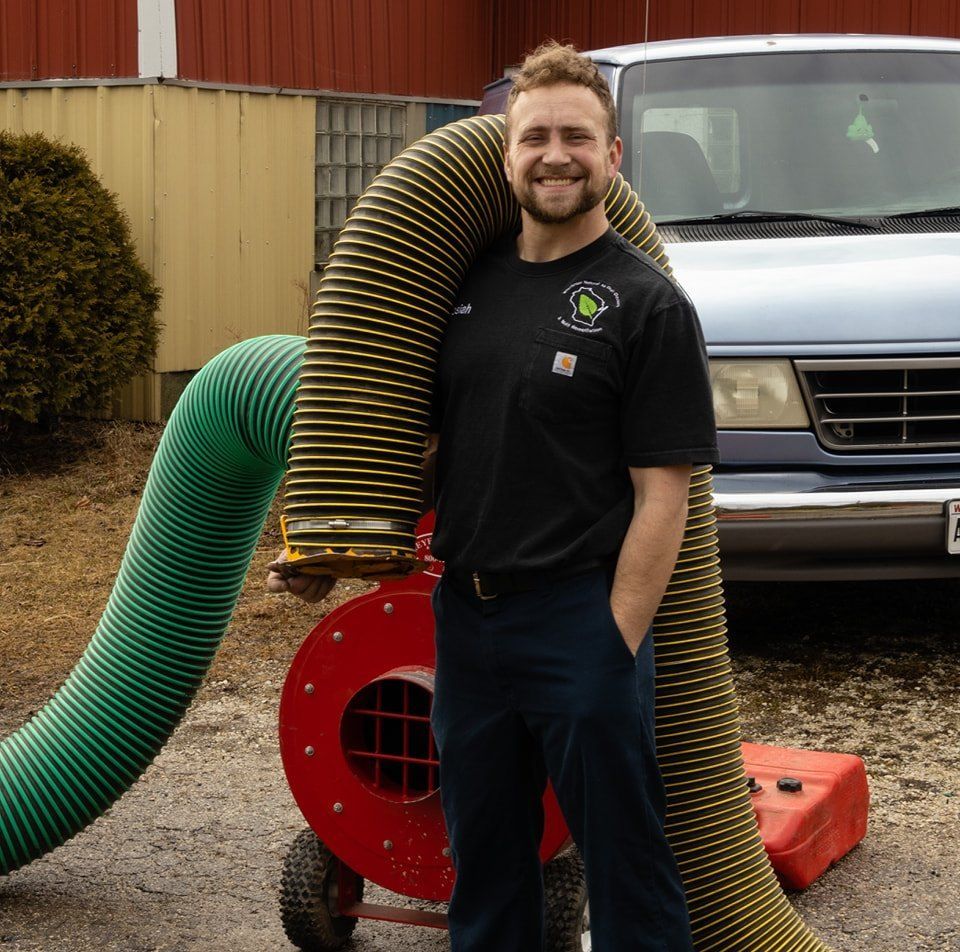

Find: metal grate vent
<box><xmin>341</xmin><ymin>676</ymin><xmax>438</xmax><ymax>802</ymax></box>
<box><xmin>797</xmin><ymin>357</ymin><xmax>960</xmax><ymax>451</ymax></box>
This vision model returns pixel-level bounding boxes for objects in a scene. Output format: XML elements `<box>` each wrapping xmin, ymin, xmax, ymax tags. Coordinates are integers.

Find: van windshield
<box><xmin>620</xmin><ymin>51</ymin><xmax>960</xmax><ymax>222</ymax></box>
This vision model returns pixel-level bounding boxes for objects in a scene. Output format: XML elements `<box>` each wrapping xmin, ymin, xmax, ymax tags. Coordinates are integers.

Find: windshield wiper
<box><xmin>885</xmin><ymin>205</ymin><xmax>960</xmax><ymax>219</ymax></box>
<box><xmin>662</xmin><ymin>210</ymin><xmax>883</xmax><ymax>230</ymax></box>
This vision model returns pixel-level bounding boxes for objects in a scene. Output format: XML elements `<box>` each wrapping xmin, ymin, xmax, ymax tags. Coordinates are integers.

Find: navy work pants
<box><xmin>430</xmin><ymin>568</ymin><xmax>694</xmax><ymax>952</ymax></box>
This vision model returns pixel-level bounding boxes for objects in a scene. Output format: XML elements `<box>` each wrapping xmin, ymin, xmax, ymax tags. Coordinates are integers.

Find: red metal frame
<box><xmin>337</xmin><ymin>859</ymin><xmax>449</xmax><ymax>929</ymax></box>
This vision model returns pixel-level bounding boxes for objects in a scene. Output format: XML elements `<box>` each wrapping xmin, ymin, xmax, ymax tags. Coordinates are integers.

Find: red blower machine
<box><xmin>277</xmin><ymin>516</ymin><xmax>869</xmax><ymax>951</ymax></box>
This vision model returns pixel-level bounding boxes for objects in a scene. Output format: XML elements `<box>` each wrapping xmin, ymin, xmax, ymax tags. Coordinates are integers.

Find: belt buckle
<box><xmin>472</xmin><ymin>571</ymin><xmax>497</xmax><ymax>600</ymax></box>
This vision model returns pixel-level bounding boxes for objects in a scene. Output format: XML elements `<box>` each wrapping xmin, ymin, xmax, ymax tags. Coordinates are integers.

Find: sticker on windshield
<box><xmin>847</xmin><ymin>94</ymin><xmax>879</xmax><ymax>154</ymax></box>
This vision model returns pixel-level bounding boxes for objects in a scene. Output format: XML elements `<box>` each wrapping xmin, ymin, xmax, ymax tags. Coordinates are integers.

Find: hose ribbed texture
<box><xmin>282</xmin><ymin>116</ymin><xmax>670</xmax><ymax>576</ymax></box>
<box><xmin>658</xmin><ymin>469</ymin><xmax>830</xmax><ymax>950</ymax></box>
<box><xmin>284</xmin><ymin>114</ymin><xmax>831</xmax><ymax>949</ymax></box>
<box><xmin>0</xmin><ymin>335</ymin><xmax>305</xmax><ymax>875</ymax></box>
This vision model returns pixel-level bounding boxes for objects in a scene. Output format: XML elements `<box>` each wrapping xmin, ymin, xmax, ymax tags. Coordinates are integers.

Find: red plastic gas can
<box><xmin>742</xmin><ymin>742</ymin><xmax>869</xmax><ymax>890</ymax></box>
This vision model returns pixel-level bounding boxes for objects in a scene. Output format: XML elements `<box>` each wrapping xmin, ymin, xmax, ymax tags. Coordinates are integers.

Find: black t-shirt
<box><xmin>430</xmin><ymin>227</ymin><xmax>719</xmax><ymax>574</ymax></box>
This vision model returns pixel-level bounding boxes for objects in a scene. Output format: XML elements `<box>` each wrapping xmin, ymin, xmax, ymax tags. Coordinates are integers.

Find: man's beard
<box><xmin>514</xmin><ymin>172</ymin><xmax>611</xmax><ymax>225</ymax></box>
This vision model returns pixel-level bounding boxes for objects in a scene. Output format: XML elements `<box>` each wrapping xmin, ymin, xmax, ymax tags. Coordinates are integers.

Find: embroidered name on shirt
<box><xmin>552</xmin><ymin>351</ymin><xmax>577</xmax><ymax>377</ymax></box>
<box><xmin>452</xmin><ymin>303</ymin><xmax>472</xmax><ymax>316</ymax></box>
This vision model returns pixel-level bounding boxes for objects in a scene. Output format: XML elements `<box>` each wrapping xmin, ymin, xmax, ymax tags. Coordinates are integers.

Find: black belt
<box><xmin>444</xmin><ymin>557</ymin><xmax>611</xmax><ymax>601</ymax></box>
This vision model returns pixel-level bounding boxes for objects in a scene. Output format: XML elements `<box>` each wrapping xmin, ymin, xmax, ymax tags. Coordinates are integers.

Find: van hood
<box><xmin>665</xmin><ymin>232</ymin><xmax>960</xmax><ymax>355</ymax></box>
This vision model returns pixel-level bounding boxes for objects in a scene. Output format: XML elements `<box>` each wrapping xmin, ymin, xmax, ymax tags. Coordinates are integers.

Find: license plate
<box><xmin>949</xmin><ymin>499</ymin><xmax>960</xmax><ymax>555</ymax></box>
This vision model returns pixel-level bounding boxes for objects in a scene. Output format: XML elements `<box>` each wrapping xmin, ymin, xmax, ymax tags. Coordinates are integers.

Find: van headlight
<box><xmin>709</xmin><ymin>359</ymin><xmax>809</xmax><ymax>428</ymax></box>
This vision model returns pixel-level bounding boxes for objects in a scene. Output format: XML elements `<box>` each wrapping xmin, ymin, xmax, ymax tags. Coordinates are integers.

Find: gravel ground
<box><xmin>2</xmin><ymin>577</ymin><xmax>959</xmax><ymax>951</ymax></box>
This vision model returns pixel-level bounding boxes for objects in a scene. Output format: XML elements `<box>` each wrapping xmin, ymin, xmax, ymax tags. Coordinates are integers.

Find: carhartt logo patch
<box><xmin>552</xmin><ymin>351</ymin><xmax>577</xmax><ymax>377</ymax></box>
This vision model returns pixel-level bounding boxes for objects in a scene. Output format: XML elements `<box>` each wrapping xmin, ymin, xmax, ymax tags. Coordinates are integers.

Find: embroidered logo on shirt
<box><xmin>557</xmin><ymin>281</ymin><xmax>621</xmax><ymax>334</ymax></box>
<box><xmin>571</xmin><ymin>286</ymin><xmax>607</xmax><ymax>326</ymax></box>
<box><xmin>452</xmin><ymin>303</ymin><xmax>472</xmax><ymax>316</ymax></box>
<box><xmin>551</xmin><ymin>351</ymin><xmax>577</xmax><ymax>377</ymax></box>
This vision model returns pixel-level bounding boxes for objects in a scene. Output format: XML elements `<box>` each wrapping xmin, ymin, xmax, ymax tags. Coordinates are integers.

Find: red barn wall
<box><xmin>0</xmin><ymin>0</ymin><xmax>138</xmax><ymax>81</ymax></box>
<box><xmin>3</xmin><ymin>1</ymin><xmax>958</xmax><ymax>96</ymax></box>
<box><xmin>174</xmin><ymin>0</ymin><xmax>492</xmax><ymax>99</ymax></box>
<box><xmin>491</xmin><ymin>0</ymin><xmax>960</xmax><ymax>78</ymax></box>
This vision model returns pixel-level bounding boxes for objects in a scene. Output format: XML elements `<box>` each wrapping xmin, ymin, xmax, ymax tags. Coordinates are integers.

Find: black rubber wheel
<box><xmin>544</xmin><ymin>847</ymin><xmax>590</xmax><ymax>952</ymax></box>
<box><xmin>280</xmin><ymin>828</ymin><xmax>365</xmax><ymax>951</ymax></box>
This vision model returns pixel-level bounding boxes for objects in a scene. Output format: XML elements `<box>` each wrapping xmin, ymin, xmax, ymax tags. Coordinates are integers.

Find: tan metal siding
<box><xmin>0</xmin><ymin>84</ymin><xmax>314</xmax><ymax>420</ymax></box>
<box><xmin>151</xmin><ymin>87</ymin><xmax>313</xmax><ymax>373</ymax></box>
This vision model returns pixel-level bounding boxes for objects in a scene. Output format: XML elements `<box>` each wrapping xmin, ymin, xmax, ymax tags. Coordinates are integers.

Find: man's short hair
<box><xmin>505</xmin><ymin>40</ymin><xmax>618</xmax><ymax>145</ymax></box>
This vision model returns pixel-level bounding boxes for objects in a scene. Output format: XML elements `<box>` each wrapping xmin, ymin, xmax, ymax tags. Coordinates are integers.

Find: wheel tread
<box><xmin>280</xmin><ymin>828</ymin><xmax>364</xmax><ymax>951</ymax></box>
<box><xmin>544</xmin><ymin>848</ymin><xmax>589</xmax><ymax>952</ymax></box>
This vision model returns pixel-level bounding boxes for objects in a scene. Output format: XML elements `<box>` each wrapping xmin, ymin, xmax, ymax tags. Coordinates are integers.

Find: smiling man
<box><xmin>424</xmin><ymin>41</ymin><xmax>719</xmax><ymax>952</ymax></box>
<box><xmin>268</xmin><ymin>39</ymin><xmax>719</xmax><ymax>952</ymax></box>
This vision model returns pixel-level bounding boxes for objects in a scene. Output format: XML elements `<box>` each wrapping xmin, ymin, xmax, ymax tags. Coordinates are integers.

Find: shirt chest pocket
<box><xmin>518</xmin><ymin>328</ymin><xmax>616</xmax><ymax>424</ymax></box>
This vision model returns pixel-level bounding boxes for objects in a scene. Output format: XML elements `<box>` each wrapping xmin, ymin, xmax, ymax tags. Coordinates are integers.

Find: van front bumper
<box><xmin>713</xmin><ymin>486</ymin><xmax>960</xmax><ymax>580</ymax></box>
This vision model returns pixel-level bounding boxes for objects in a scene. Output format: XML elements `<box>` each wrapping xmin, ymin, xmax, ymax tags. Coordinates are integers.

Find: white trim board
<box><xmin>138</xmin><ymin>0</ymin><xmax>177</xmax><ymax>78</ymax></box>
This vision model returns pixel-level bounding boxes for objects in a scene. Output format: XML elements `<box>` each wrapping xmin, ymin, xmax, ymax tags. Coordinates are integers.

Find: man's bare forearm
<box><xmin>609</xmin><ymin>465</ymin><xmax>692</xmax><ymax>654</ymax></box>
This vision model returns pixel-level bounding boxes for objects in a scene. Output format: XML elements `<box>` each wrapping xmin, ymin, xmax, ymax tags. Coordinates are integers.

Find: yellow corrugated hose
<box><xmin>282</xmin><ymin>114</ymin><xmax>832</xmax><ymax>950</ymax></box>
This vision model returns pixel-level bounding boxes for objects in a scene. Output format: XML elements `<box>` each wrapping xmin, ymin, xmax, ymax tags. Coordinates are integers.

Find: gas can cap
<box><xmin>777</xmin><ymin>777</ymin><xmax>803</xmax><ymax>793</ymax></box>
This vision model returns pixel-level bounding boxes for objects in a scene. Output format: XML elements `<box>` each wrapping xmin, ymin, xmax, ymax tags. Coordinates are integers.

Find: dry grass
<box><xmin>0</xmin><ymin>420</ymin><xmax>372</xmax><ymax>727</ymax></box>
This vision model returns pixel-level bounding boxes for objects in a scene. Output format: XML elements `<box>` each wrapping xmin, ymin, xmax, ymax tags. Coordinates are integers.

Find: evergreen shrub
<box><xmin>0</xmin><ymin>131</ymin><xmax>161</xmax><ymax>427</ymax></box>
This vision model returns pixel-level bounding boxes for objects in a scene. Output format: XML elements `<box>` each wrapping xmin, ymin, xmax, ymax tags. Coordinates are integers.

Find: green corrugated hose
<box><xmin>0</xmin><ymin>334</ymin><xmax>305</xmax><ymax>874</ymax></box>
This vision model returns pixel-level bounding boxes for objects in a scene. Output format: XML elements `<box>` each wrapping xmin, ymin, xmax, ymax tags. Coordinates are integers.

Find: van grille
<box><xmin>796</xmin><ymin>358</ymin><xmax>960</xmax><ymax>451</ymax></box>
